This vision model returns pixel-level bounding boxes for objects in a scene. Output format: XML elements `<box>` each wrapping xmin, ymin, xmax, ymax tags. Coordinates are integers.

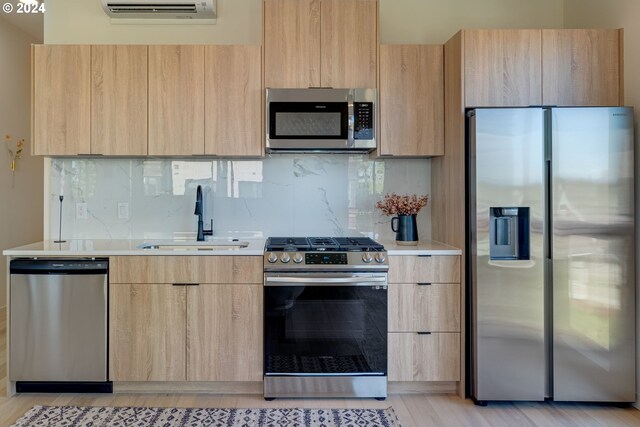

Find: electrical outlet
<box><xmin>118</xmin><ymin>202</ymin><xmax>130</xmax><ymax>220</ymax></box>
<box><xmin>75</xmin><ymin>202</ymin><xmax>88</xmax><ymax>220</ymax></box>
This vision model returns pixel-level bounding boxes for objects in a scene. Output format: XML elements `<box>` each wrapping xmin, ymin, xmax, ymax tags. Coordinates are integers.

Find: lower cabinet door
<box><xmin>109</xmin><ymin>283</ymin><xmax>187</xmax><ymax>381</ymax></box>
<box><xmin>388</xmin><ymin>283</ymin><xmax>460</xmax><ymax>332</ymax></box>
<box><xmin>187</xmin><ymin>284</ymin><xmax>263</xmax><ymax>381</ymax></box>
<box><xmin>388</xmin><ymin>332</ymin><xmax>460</xmax><ymax>381</ymax></box>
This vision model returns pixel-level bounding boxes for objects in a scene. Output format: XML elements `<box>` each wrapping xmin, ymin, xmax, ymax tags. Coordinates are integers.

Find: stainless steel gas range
<box><xmin>263</xmin><ymin>237</ymin><xmax>388</xmax><ymax>400</ymax></box>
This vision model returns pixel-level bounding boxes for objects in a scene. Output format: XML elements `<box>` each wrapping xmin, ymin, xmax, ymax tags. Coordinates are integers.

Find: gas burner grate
<box><xmin>265</xmin><ymin>237</ymin><xmax>311</xmax><ymax>251</ymax></box>
<box><xmin>307</xmin><ymin>237</ymin><xmax>340</xmax><ymax>251</ymax></box>
<box><xmin>265</xmin><ymin>236</ymin><xmax>386</xmax><ymax>252</ymax></box>
<box><xmin>335</xmin><ymin>237</ymin><xmax>385</xmax><ymax>252</ymax></box>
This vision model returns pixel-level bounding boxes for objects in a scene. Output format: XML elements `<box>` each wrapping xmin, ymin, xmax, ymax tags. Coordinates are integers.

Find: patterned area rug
<box><xmin>12</xmin><ymin>405</ymin><xmax>402</xmax><ymax>427</ymax></box>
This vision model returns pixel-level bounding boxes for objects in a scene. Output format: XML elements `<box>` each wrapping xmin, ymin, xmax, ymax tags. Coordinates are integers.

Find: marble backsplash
<box><xmin>46</xmin><ymin>155</ymin><xmax>431</xmax><ymax>242</ymax></box>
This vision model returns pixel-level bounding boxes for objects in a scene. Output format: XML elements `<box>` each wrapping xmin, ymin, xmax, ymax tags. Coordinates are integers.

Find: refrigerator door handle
<box><xmin>545</xmin><ymin>158</ymin><xmax>552</xmax><ymax>261</ymax></box>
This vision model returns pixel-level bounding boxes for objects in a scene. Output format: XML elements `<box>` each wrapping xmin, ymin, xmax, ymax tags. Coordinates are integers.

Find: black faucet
<box><xmin>194</xmin><ymin>185</ymin><xmax>213</xmax><ymax>241</ymax></box>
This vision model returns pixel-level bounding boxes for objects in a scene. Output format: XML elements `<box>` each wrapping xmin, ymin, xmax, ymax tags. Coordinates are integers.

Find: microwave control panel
<box><xmin>354</xmin><ymin>102</ymin><xmax>374</xmax><ymax>140</ymax></box>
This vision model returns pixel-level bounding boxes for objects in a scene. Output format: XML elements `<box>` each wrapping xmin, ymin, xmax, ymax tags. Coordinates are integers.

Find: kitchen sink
<box><xmin>137</xmin><ymin>240</ymin><xmax>250</xmax><ymax>251</ymax></box>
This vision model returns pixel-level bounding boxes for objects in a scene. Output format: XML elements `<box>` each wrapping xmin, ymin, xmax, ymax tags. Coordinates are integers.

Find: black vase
<box><xmin>391</xmin><ymin>214</ymin><xmax>419</xmax><ymax>245</ymax></box>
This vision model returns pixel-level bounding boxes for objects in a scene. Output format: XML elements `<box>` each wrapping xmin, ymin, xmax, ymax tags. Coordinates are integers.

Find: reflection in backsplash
<box><xmin>48</xmin><ymin>155</ymin><xmax>431</xmax><ymax>241</ymax></box>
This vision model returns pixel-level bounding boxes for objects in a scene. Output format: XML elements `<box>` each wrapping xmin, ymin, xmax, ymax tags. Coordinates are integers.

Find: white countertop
<box><xmin>3</xmin><ymin>238</ymin><xmax>267</xmax><ymax>256</ymax></box>
<box><xmin>376</xmin><ymin>239</ymin><xmax>462</xmax><ymax>256</ymax></box>
<box><xmin>3</xmin><ymin>238</ymin><xmax>461</xmax><ymax>257</ymax></box>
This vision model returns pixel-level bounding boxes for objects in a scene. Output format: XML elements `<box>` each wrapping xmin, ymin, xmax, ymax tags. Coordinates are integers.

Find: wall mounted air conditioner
<box><xmin>102</xmin><ymin>0</ymin><xmax>216</xmax><ymax>23</ymax></box>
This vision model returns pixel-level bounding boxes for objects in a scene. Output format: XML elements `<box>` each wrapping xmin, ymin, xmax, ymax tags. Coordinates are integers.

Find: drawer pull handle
<box><xmin>417</xmin><ymin>332</ymin><xmax>432</xmax><ymax>335</ymax></box>
<box><xmin>418</xmin><ymin>255</ymin><xmax>432</xmax><ymax>258</ymax></box>
<box><xmin>172</xmin><ymin>283</ymin><xmax>200</xmax><ymax>286</ymax></box>
<box><xmin>417</xmin><ymin>282</ymin><xmax>432</xmax><ymax>286</ymax></box>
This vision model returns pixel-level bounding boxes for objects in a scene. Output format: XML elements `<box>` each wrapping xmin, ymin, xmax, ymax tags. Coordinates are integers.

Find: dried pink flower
<box><xmin>375</xmin><ymin>193</ymin><xmax>428</xmax><ymax>216</ymax></box>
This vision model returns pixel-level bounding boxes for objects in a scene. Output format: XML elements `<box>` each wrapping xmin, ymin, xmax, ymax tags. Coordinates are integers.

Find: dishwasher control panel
<box><xmin>10</xmin><ymin>258</ymin><xmax>108</xmax><ymax>274</ymax></box>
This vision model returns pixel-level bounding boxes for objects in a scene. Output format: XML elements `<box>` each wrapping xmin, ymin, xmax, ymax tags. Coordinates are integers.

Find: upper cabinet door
<box><xmin>264</xmin><ymin>0</ymin><xmax>321</xmax><ymax>88</ymax></box>
<box><xmin>33</xmin><ymin>45</ymin><xmax>91</xmax><ymax>155</ymax></box>
<box><xmin>264</xmin><ymin>0</ymin><xmax>378</xmax><ymax>89</ymax></box>
<box><xmin>542</xmin><ymin>29</ymin><xmax>622</xmax><ymax>106</ymax></box>
<box><xmin>148</xmin><ymin>45</ymin><xmax>205</xmax><ymax>155</ymax></box>
<box><xmin>464</xmin><ymin>29</ymin><xmax>542</xmax><ymax>107</ymax></box>
<box><xmin>379</xmin><ymin>45</ymin><xmax>444</xmax><ymax>156</ymax></box>
<box><xmin>92</xmin><ymin>45</ymin><xmax>148</xmax><ymax>155</ymax></box>
<box><xmin>320</xmin><ymin>0</ymin><xmax>378</xmax><ymax>88</ymax></box>
<box><xmin>205</xmin><ymin>46</ymin><xmax>262</xmax><ymax>157</ymax></box>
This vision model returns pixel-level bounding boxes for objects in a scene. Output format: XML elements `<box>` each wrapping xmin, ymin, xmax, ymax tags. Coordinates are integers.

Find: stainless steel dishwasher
<box><xmin>10</xmin><ymin>258</ymin><xmax>112</xmax><ymax>393</ymax></box>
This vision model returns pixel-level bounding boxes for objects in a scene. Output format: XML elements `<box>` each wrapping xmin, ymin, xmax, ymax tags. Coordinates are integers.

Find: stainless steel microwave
<box><xmin>266</xmin><ymin>88</ymin><xmax>376</xmax><ymax>153</ymax></box>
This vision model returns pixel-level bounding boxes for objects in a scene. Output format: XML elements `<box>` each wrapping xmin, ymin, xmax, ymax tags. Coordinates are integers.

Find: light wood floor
<box><xmin>1</xmin><ymin>307</ymin><xmax>640</xmax><ymax>427</ymax></box>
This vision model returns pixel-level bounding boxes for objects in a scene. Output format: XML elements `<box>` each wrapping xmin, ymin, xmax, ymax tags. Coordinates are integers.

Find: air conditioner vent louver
<box><xmin>108</xmin><ymin>5</ymin><xmax>198</xmax><ymax>14</ymax></box>
<box><xmin>102</xmin><ymin>0</ymin><xmax>216</xmax><ymax>21</ymax></box>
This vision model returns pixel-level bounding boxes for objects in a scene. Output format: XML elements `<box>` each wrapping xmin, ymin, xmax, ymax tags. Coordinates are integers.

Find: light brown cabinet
<box><xmin>205</xmin><ymin>45</ymin><xmax>263</xmax><ymax>157</ymax></box>
<box><xmin>34</xmin><ymin>44</ymin><xmax>147</xmax><ymax>156</ymax></box>
<box><xmin>388</xmin><ymin>255</ymin><xmax>460</xmax><ymax>284</ymax></box>
<box><xmin>457</xmin><ymin>29</ymin><xmax>623</xmax><ymax>108</ymax></box>
<box><xmin>388</xmin><ymin>332</ymin><xmax>460</xmax><ymax>382</ymax></box>
<box><xmin>264</xmin><ymin>0</ymin><xmax>320</xmax><ymax>88</ymax></box>
<box><xmin>464</xmin><ymin>29</ymin><xmax>542</xmax><ymax>107</ymax></box>
<box><xmin>148</xmin><ymin>45</ymin><xmax>205</xmax><ymax>156</ymax></box>
<box><xmin>187</xmin><ymin>284</ymin><xmax>262</xmax><ymax>381</ymax></box>
<box><xmin>379</xmin><ymin>45</ymin><xmax>444</xmax><ymax>156</ymax></box>
<box><xmin>92</xmin><ymin>45</ymin><xmax>148</xmax><ymax>155</ymax></box>
<box><xmin>109</xmin><ymin>256</ymin><xmax>263</xmax><ymax>382</ymax></box>
<box><xmin>542</xmin><ymin>29</ymin><xmax>622</xmax><ymax>106</ymax></box>
<box><xmin>388</xmin><ymin>283</ymin><xmax>460</xmax><ymax>333</ymax></box>
<box><xmin>109</xmin><ymin>283</ymin><xmax>186</xmax><ymax>381</ymax></box>
<box><xmin>32</xmin><ymin>45</ymin><xmax>91</xmax><ymax>156</ymax></box>
<box><xmin>320</xmin><ymin>0</ymin><xmax>377</xmax><ymax>88</ymax></box>
<box><xmin>388</xmin><ymin>255</ymin><xmax>461</xmax><ymax>383</ymax></box>
<box><xmin>147</xmin><ymin>45</ymin><xmax>263</xmax><ymax>157</ymax></box>
<box><xmin>264</xmin><ymin>0</ymin><xmax>377</xmax><ymax>88</ymax></box>
<box><xmin>34</xmin><ymin>44</ymin><xmax>263</xmax><ymax>157</ymax></box>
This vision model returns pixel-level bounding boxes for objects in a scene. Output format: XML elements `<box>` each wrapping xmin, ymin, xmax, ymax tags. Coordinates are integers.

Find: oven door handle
<box><xmin>264</xmin><ymin>276</ymin><xmax>387</xmax><ymax>286</ymax></box>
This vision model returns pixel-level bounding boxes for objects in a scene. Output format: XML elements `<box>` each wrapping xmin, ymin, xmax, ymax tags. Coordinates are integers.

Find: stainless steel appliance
<box><xmin>468</xmin><ymin>107</ymin><xmax>635</xmax><ymax>403</ymax></box>
<box><xmin>263</xmin><ymin>237</ymin><xmax>388</xmax><ymax>399</ymax></box>
<box><xmin>10</xmin><ymin>258</ymin><xmax>112</xmax><ymax>393</ymax></box>
<box><xmin>266</xmin><ymin>88</ymin><xmax>376</xmax><ymax>152</ymax></box>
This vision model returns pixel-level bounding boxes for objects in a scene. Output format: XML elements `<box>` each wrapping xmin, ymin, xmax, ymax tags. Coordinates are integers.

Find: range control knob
<box><xmin>375</xmin><ymin>252</ymin><xmax>387</xmax><ymax>264</ymax></box>
<box><xmin>280</xmin><ymin>253</ymin><xmax>291</xmax><ymax>263</ymax></box>
<box><xmin>293</xmin><ymin>252</ymin><xmax>304</xmax><ymax>264</ymax></box>
<box><xmin>362</xmin><ymin>252</ymin><xmax>373</xmax><ymax>263</ymax></box>
<box><xmin>267</xmin><ymin>252</ymin><xmax>278</xmax><ymax>263</ymax></box>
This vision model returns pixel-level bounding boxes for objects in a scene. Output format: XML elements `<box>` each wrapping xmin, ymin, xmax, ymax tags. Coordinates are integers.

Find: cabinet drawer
<box><xmin>388</xmin><ymin>255</ymin><xmax>460</xmax><ymax>284</ymax></box>
<box><xmin>110</xmin><ymin>256</ymin><xmax>262</xmax><ymax>284</ymax></box>
<box><xmin>388</xmin><ymin>332</ymin><xmax>460</xmax><ymax>381</ymax></box>
<box><xmin>389</xmin><ymin>283</ymin><xmax>459</xmax><ymax>332</ymax></box>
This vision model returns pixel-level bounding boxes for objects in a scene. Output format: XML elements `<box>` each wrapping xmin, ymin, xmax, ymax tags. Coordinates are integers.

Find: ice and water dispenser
<box><xmin>489</xmin><ymin>207</ymin><xmax>530</xmax><ymax>260</ymax></box>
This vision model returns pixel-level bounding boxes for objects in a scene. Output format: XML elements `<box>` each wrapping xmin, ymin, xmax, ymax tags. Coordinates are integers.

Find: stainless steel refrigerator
<box><xmin>468</xmin><ymin>107</ymin><xmax>635</xmax><ymax>403</ymax></box>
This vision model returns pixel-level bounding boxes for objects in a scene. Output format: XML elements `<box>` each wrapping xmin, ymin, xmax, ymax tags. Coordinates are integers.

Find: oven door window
<box><xmin>264</xmin><ymin>285</ymin><xmax>387</xmax><ymax>375</ymax></box>
<box><xmin>269</xmin><ymin>102</ymin><xmax>348</xmax><ymax>140</ymax></box>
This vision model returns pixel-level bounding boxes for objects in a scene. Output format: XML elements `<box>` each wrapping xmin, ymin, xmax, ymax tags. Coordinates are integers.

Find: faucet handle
<box><xmin>203</xmin><ymin>218</ymin><xmax>214</xmax><ymax>237</ymax></box>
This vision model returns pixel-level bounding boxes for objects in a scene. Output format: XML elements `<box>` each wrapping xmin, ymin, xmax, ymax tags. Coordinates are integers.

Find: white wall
<box><xmin>45</xmin><ymin>0</ymin><xmax>565</xmax><ymax>45</ymax></box>
<box><xmin>0</xmin><ymin>19</ymin><xmax>44</xmax><ymax>308</ymax></box>
<box><xmin>380</xmin><ymin>0</ymin><xmax>564</xmax><ymax>43</ymax></box>
<box><xmin>45</xmin><ymin>0</ymin><xmax>262</xmax><ymax>44</ymax></box>
<box><xmin>564</xmin><ymin>0</ymin><xmax>640</xmax><ymax>407</ymax></box>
